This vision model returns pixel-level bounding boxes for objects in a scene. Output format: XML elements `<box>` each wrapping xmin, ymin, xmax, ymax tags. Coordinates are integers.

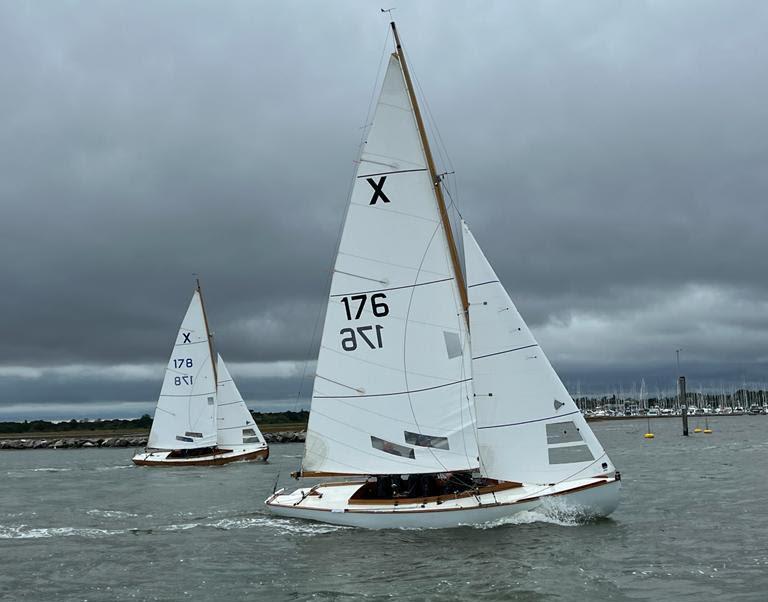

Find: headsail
<box><xmin>302</xmin><ymin>53</ymin><xmax>478</xmax><ymax>476</ymax></box>
<box><xmin>463</xmin><ymin>223</ymin><xmax>614</xmax><ymax>483</ymax></box>
<box><xmin>216</xmin><ymin>355</ymin><xmax>265</xmax><ymax>447</ymax></box>
<box><xmin>148</xmin><ymin>291</ymin><xmax>217</xmax><ymax>450</ymax></box>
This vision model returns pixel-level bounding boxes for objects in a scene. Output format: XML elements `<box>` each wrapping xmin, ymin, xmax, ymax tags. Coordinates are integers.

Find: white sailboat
<box><xmin>266</xmin><ymin>22</ymin><xmax>619</xmax><ymax>527</ymax></box>
<box><xmin>133</xmin><ymin>281</ymin><xmax>269</xmax><ymax>466</ymax></box>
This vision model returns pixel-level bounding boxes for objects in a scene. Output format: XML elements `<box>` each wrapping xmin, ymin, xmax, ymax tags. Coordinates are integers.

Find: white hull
<box><xmin>132</xmin><ymin>444</ymin><xmax>269</xmax><ymax>466</ymax></box>
<box><xmin>265</xmin><ymin>477</ymin><xmax>620</xmax><ymax>529</ymax></box>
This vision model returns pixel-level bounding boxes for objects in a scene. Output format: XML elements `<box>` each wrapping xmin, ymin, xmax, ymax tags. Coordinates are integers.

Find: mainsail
<box><xmin>302</xmin><ymin>53</ymin><xmax>478</xmax><ymax>476</ymax></box>
<box><xmin>463</xmin><ymin>222</ymin><xmax>614</xmax><ymax>484</ymax></box>
<box><xmin>216</xmin><ymin>355</ymin><xmax>265</xmax><ymax>447</ymax></box>
<box><xmin>147</xmin><ymin>291</ymin><xmax>217</xmax><ymax>450</ymax></box>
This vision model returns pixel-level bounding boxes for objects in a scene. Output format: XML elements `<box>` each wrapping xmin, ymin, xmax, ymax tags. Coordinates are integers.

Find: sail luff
<box><xmin>390</xmin><ymin>21</ymin><xmax>469</xmax><ymax>323</ymax></box>
<box><xmin>196</xmin><ymin>278</ymin><xmax>218</xmax><ymax>387</ymax></box>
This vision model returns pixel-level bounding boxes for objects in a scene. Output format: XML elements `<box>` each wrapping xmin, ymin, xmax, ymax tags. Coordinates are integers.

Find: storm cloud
<box><xmin>2</xmin><ymin>1</ymin><xmax>767</xmax><ymax>417</ymax></box>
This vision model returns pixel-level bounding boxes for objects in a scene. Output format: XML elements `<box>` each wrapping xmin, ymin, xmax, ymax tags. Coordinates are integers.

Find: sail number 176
<box><xmin>339</xmin><ymin>293</ymin><xmax>388</xmax><ymax>351</ymax></box>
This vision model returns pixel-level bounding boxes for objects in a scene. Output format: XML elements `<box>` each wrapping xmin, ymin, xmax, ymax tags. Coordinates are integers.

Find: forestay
<box><xmin>216</xmin><ymin>355</ymin><xmax>265</xmax><ymax>447</ymax></box>
<box><xmin>463</xmin><ymin>223</ymin><xmax>614</xmax><ymax>484</ymax></box>
<box><xmin>303</xmin><ymin>54</ymin><xmax>478</xmax><ymax>476</ymax></box>
<box><xmin>148</xmin><ymin>291</ymin><xmax>217</xmax><ymax>450</ymax></box>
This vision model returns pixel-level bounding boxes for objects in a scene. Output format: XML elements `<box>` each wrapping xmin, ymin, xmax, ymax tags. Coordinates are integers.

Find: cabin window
<box><xmin>404</xmin><ymin>431</ymin><xmax>449</xmax><ymax>450</ymax></box>
<box><xmin>242</xmin><ymin>428</ymin><xmax>256</xmax><ymax>436</ymax></box>
<box><xmin>545</xmin><ymin>421</ymin><xmax>584</xmax><ymax>444</ymax></box>
<box><xmin>176</xmin><ymin>435</ymin><xmax>193</xmax><ymax>443</ymax></box>
<box><xmin>185</xmin><ymin>431</ymin><xmax>203</xmax><ymax>438</ymax></box>
<box><xmin>208</xmin><ymin>397</ymin><xmax>214</xmax><ymax>405</ymax></box>
<box><xmin>548</xmin><ymin>445</ymin><xmax>594</xmax><ymax>464</ymax></box>
<box><xmin>371</xmin><ymin>436</ymin><xmax>415</xmax><ymax>459</ymax></box>
<box><xmin>443</xmin><ymin>331</ymin><xmax>463</xmax><ymax>359</ymax></box>
<box><xmin>243</xmin><ymin>436</ymin><xmax>261</xmax><ymax>444</ymax></box>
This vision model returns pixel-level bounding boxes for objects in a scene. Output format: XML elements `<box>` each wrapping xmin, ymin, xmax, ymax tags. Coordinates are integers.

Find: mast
<box><xmin>389</xmin><ymin>20</ymin><xmax>470</xmax><ymax>322</ymax></box>
<box><xmin>196</xmin><ymin>277</ymin><xmax>218</xmax><ymax>386</ymax></box>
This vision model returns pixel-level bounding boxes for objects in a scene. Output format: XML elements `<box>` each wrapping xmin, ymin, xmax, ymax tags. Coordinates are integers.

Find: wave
<box><xmin>206</xmin><ymin>515</ymin><xmax>349</xmax><ymax>535</ymax></box>
<box><xmin>85</xmin><ymin>509</ymin><xmax>139</xmax><ymax>519</ymax></box>
<box><xmin>471</xmin><ymin>509</ymin><xmax>582</xmax><ymax>529</ymax></box>
<box><xmin>0</xmin><ymin>525</ymin><xmax>124</xmax><ymax>539</ymax></box>
<box><xmin>0</xmin><ymin>513</ymin><xmax>349</xmax><ymax>540</ymax></box>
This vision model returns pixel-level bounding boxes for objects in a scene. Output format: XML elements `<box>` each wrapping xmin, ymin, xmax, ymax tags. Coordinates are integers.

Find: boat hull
<box><xmin>265</xmin><ymin>476</ymin><xmax>620</xmax><ymax>529</ymax></box>
<box><xmin>132</xmin><ymin>445</ymin><xmax>269</xmax><ymax>467</ymax></box>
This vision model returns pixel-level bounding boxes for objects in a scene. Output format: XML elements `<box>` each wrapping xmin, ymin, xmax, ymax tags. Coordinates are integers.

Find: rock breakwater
<box><xmin>0</xmin><ymin>430</ymin><xmax>306</xmax><ymax>450</ymax></box>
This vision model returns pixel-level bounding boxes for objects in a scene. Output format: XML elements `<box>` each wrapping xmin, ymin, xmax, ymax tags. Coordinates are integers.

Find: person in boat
<box><xmin>375</xmin><ymin>475</ymin><xmax>393</xmax><ymax>498</ymax></box>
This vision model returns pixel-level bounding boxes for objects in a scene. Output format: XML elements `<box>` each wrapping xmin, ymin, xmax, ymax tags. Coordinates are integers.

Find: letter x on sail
<box><xmin>367</xmin><ymin>176</ymin><xmax>391</xmax><ymax>205</ymax></box>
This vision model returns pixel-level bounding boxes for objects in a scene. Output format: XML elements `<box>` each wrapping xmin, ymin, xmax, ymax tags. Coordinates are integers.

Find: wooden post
<box><xmin>679</xmin><ymin>376</ymin><xmax>688</xmax><ymax>436</ymax></box>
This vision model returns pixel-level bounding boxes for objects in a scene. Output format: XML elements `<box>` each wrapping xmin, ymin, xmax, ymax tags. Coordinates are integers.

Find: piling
<box><xmin>679</xmin><ymin>376</ymin><xmax>689</xmax><ymax>436</ymax></box>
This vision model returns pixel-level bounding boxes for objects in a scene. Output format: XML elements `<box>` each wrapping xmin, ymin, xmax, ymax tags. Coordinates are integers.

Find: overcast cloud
<box><xmin>2</xmin><ymin>1</ymin><xmax>767</xmax><ymax>418</ymax></box>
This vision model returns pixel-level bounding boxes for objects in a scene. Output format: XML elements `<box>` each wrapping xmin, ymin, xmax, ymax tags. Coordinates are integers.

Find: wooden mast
<box><xmin>196</xmin><ymin>277</ymin><xmax>218</xmax><ymax>386</ymax></box>
<box><xmin>390</xmin><ymin>20</ymin><xmax>470</xmax><ymax>323</ymax></box>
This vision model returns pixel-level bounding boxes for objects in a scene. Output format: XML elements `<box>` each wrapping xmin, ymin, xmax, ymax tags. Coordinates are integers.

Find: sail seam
<box><xmin>472</xmin><ymin>344</ymin><xmax>538</xmax><ymax>361</ymax></box>
<box><xmin>337</xmin><ymin>250</ymin><xmax>447</xmax><ymax>278</ymax></box>
<box><xmin>349</xmin><ymin>199</ymin><xmax>440</xmax><ymax>224</ymax></box>
<box><xmin>314</xmin><ymin>377</ymin><xmax>471</xmax><ymax>399</ymax></box>
<box><xmin>476</xmin><ymin>409</ymin><xmax>581</xmax><ymax>430</ymax></box>
<box><xmin>357</xmin><ymin>168</ymin><xmax>428</xmax><ymax>178</ymax></box>
<box><xmin>330</xmin><ymin>277</ymin><xmax>452</xmax><ymax>297</ymax></box>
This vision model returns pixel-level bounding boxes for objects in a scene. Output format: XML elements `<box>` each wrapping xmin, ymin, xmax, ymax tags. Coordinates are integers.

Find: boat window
<box><xmin>176</xmin><ymin>435</ymin><xmax>194</xmax><ymax>443</ymax></box>
<box><xmin>185</xmin><ymin>431</ymin><xmax>203</xmax><ymax>438</ymax></box>
<box><xmin>404</xmin><ymin>431</ymin><xmax>449</xmax><ymax>450</ymax></box>
<box><xmin>443</xmin><ymin>331</ymin><xmax>463</xmax><ymax>359</ymax></box>
<box><xmin>370</xmin><ymin>436</ymin><xmax>415</xmax><ymax>459</ymax></box>
<box><xmin>243</xmin><ymin>436</ymin><xmax>261</xmax><ymax>444</ymax></box>
<box><xmin>548</xmin><ymin>445</ymin><xmax>594</xmax><ymax>464</ymax></box>
<box><xmin>207</xmin><ymin>397</ymin><xmax>214</xmax><ymax>405</ymax></box>
<box><xmin>242</xmin><ymin>428</ymin><xmax>256</xmax><ymax>436</ymax></box>
<box><xmin>546</xmin><ymin>421</ymin><xmax>584</xmax><ymax>444</ymax></box>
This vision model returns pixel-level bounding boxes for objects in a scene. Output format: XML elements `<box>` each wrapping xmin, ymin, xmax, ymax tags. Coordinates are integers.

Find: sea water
<box><xmin>2</xmin><ymin>417</ymin><xmax>768</xmax><ymax>600</ymax></box>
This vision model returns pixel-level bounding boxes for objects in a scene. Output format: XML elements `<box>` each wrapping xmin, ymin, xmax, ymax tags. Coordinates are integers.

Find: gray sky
<box><xmin>2</xmin><ymin>1</ymin><xmax>767</xmax><ymax>419</ymax></box>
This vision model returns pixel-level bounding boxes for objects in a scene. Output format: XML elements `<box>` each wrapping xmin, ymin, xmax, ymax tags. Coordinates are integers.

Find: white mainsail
<box><xmin>216</xmin><ymin>355</ymin><xmax>266</xmax><ymax>447</ymax></box>
<box><xmin>147</xmin><ymin>291</ymin><xmax>217</xmax><ymax>450</ymax></box>
<box><xmin>302</xmin><ymin>54</ymin><xmax>478</xmax><ymax>476</ymax></box>
<box><xmin>463</xmin><ymin>222</ymin><xmax>614</xmax><ymax>484</ymax></box>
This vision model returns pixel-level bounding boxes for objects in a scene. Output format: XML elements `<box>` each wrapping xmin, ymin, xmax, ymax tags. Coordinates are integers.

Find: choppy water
<box><xmin>2</xmin><ymin>417</ymin><xmax>768</xmax><ymax>601</ymax></box>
